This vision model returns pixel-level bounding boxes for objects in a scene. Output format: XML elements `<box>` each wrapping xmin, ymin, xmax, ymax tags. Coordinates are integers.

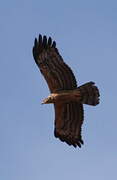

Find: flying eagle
<box><xmin>32</xmin><ymin>34</ymin><xmax>100</xmax><ymax>148</ymax></box>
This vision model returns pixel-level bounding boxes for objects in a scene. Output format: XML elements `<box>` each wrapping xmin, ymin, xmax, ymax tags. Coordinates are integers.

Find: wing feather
<box><xmin>54</xmin><ymin>102</ymin><xmax>84</xmax><ymax>148</ymax></box>
<box><xmin>33</xmin><ymin>35</ymin><xmax>84</xmax><ymax>148</ymax></box>
<box><xmin>49</xmin><ymin>50</ymin><xmax>76</xmax><ymax>90</ymax></box>
<box><xmin>33</xmin><ymin>34</ymin><xmax>77</xmax><ymax>92</ymax></box>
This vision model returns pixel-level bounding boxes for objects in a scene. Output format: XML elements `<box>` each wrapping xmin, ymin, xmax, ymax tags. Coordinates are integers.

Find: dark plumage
<box><xmin>32</xmin><ymin>34</ymin><xmax>100</xmax><ymax>148</ymax></box>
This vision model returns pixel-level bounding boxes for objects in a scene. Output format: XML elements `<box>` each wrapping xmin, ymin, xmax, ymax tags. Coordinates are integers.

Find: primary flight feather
<box><xmin>32</xmin><ymin>34</ymin><xmax>100</xmax><ymax>148</ymax></box>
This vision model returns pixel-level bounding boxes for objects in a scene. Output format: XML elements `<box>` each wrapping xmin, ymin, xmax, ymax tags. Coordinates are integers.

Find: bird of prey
<box><xmin>32</xmin><ymin>34</ymin><xmax>100</xmax><ymax>148</ymax></box>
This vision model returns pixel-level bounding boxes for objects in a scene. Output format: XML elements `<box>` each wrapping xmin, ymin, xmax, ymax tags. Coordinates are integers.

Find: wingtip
<box><xmin>32</xmin><ymin>34</ymin><xmax>58</xmax><ymax>61</ymax></box>
<box><xmin>43</xmin><ymin>35</ymin><xmax>47</xmax><ymax>47</ymax></box>
<box><xmin>38</xmin><ymin>34</ymin><xmax>42</xmax><ymax>44</ymax></box>
<box><xmin>52</xmin><ymin>41</ymin><xmax>56</xmax><ymax>48</ymax></box>
<box><xmin>79</xmin><ymin>139</ymin><xmax>84</xmax><ymax>145</ymax></box>
<box><xmin>34</xmin><ymin>34</ymin><xmax>56</xmax><ymax>49</ymax></box>
<box><xmin>76</xmin><ymin>142</ymin><xmax>82</xmax><ymax>148</ymax></box>
<box><xmin>48</xmin><ymin>37</ymin><xmax>52</xmax><ymax>46</ymax></box>
<box><xmin>34</xmin><ymin>38</ymin><xmax>37</xmax><ymax>47</ymax></box>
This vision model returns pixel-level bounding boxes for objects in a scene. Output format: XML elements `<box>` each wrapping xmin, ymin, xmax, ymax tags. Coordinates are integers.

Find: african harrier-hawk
<box><xmin>32</xmin><ymin>34</ymin><xmax>100</xmax><ymax>148</ymax></box>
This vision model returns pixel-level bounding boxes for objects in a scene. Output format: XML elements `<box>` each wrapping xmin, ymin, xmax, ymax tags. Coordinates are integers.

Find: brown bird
<box><xmin>32</xmin><ymin>34</ymin><xmax>100</xmax><ymax>148</ymax></box>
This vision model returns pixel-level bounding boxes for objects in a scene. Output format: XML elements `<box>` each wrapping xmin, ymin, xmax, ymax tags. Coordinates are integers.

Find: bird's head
<box><xmin>41</xmin><ymin>95</ymin><xmax>54</xmax><ymax>104</ymax></box>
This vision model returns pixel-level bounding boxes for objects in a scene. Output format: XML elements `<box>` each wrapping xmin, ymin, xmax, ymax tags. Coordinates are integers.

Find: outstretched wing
<box><xmin>33</xmin><ymin>35</ymin><xmax>84</xmax><ymax>147</ymax></box>
<box><xmin>33</xmin><ymin>34</ymin><xmax>77</xmax><ymax>93</ymax></box>
<box><xmin>54</xmin><ymin>102</ymin><xmax>84</xmax><ymax>148</ymax></box>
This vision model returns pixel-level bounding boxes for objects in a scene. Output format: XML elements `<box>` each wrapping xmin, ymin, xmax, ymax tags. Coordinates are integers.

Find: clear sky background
<box><xmin>0</xmin><ymin>0</ymin><xmax>117</xmax><ymax>180</ymax></box>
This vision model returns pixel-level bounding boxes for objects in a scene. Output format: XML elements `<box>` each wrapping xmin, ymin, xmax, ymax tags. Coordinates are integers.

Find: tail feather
<box><xmin>78</xmin><ymin>82</ymin><xmax>100</xmax><ymax>106</ymax></box>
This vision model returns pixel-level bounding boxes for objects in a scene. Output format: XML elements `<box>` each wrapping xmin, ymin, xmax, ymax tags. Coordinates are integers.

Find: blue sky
<box><xmin>0</xmin><ymin>0</ymin><xmax>117</xmax><ymax>179</ymax></box>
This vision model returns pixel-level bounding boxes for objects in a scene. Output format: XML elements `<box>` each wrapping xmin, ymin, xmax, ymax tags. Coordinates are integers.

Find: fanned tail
<box><xmin>78</xmin><ymin>82</ymin><xmax>100</xmax><ymax>106</ymax></box>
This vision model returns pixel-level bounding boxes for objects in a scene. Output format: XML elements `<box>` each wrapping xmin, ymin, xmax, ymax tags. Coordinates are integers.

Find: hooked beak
<box><xmin>41</xmin><ymin>99</ymin><xmax>46</xmax><ymax>104</ymax></box>
<box><xmin>41</xmin><ymin>97</ymin><xmax>50</xmax><ymax>104</ymax></box>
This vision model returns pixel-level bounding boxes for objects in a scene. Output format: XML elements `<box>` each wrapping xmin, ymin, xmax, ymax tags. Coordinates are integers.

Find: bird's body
<box><xmin>32</xmin><ymin>34</ymin><xmax>100</xmax><ymax>148</ymax></box>
<box><xmin>42</xmin><ymin>88</ymin><xmax>81</xmax><ymax>104</ymax></box>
